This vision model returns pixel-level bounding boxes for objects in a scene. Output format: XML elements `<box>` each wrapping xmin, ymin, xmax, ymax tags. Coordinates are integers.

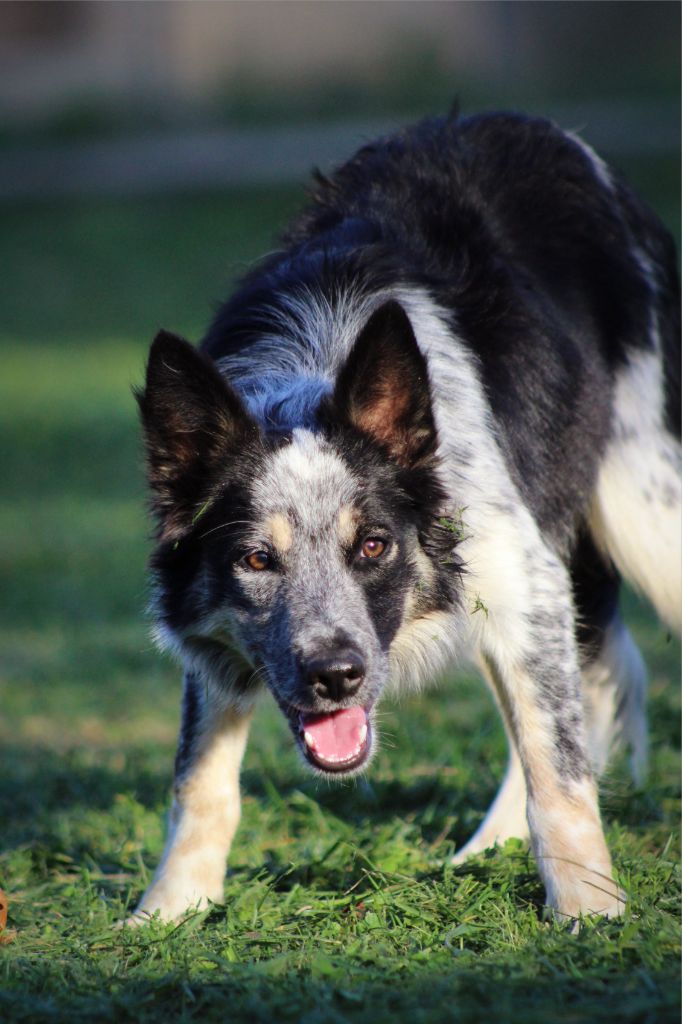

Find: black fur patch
<box><xmin>571</xmin><ymin>530</ymin><xmax>621</xmax><ymax>661</ymax></box>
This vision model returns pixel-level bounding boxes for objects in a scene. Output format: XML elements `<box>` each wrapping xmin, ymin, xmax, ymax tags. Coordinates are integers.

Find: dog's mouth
<box><xmin>297</xmin><ymin>706</ymin><xmax>372</xmax><ymax>773</ymax></box>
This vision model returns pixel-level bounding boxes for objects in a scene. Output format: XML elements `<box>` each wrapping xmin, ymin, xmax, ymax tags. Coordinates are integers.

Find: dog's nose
<box><xmin>304</xmin><ymin>649</ymin><xmax>365</xmax><ymax>702</ymax></box>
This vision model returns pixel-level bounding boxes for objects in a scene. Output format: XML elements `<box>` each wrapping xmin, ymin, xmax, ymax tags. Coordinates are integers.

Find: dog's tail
<box><xmin>589</xmin><ymin>350</ymin><xmax>681</xmax><ymax>634</ymax></box>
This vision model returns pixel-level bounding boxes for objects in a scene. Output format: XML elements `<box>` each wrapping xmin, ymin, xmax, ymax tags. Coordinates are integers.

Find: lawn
<box><xmin>0</xmin><ymin>177</ymin><xmax>679</xmax><ymax>1022</ymax></box>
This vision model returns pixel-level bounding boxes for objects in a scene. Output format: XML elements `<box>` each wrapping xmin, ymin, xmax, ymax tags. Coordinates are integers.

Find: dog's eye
<box><xmin>244</xmin><ymin>550</ymin><xmax>271</xmax><ymax>571</ymax></box>
<box><xmin>360</xmin><ymin>537</ymin><xmax>386</xmax><ymax>559</ymax></box>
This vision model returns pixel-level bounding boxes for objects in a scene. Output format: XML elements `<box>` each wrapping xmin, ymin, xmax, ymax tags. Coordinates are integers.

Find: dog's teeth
<box><xmin>303</xmin><ymin>730</ymin><xmax>317</xmax><ymax>750</ymax></box>
<box><xmin>359</xmin><ymin>723</ymin><xmax>368</xmax><ymax>744</ymax></box>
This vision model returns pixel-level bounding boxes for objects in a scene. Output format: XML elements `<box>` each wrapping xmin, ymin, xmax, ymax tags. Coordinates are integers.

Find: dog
<box><xmin>132</xmin><ymin>111</ymin><xmax>680</xmax><ymax>925</ymax></box>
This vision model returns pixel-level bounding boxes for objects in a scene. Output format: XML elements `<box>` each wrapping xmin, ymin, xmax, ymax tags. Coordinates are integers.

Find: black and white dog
<box><xmin>134</xmin><ymin>112</ymin><xmax>680</xmax><ymax>924</ymax></box>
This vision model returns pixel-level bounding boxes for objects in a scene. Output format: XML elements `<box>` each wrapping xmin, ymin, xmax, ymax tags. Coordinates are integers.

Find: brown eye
<box><xmin>245</xmin><ymin>550</ymin><xmax>271</xmax><ymax>571</ymax></box>
<box><xmin>360</xmin><ymin>537</ymin><xmax>386</xmax><ymax>559</ymax></box>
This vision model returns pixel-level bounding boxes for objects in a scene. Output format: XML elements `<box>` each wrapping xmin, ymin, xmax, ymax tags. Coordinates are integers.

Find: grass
<box><xmin>0</xmin><ymin>181</ymin><xmax>680</xmax><ymax>1022</ymax></box>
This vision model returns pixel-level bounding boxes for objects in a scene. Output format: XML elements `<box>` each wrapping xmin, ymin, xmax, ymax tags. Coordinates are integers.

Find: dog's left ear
<box><xmin>327</xmin><ymin>301</ymin><xmax>438</xmax><ymax>468</ymax></box>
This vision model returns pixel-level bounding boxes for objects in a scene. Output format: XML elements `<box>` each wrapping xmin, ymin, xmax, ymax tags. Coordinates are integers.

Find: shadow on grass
<box><xmin>1</xmin><ymin>742</ymin><xmax>473</xmax><ymax>830</ymax></box>
<box><xmin>1</xmin><ymin>949</ymin><xmax>679</xmax><ymax>1024</ymax></box>
<box><xmin>1</xmin><ymin>736</ymin><xmax>669</xmax><ymax>877</ymax></box>
<box><xmin>0</xmin><ymin>744</ymin><xmax>170</xmax><ymax>851</ymax></box>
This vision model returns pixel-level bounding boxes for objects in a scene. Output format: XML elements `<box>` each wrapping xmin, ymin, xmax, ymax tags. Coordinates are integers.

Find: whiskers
<box><xmin>370</xmin><ymin>707</ymin><xmax>397</xmax><ymax>751</ymax></box>
<box><xmin>244</xmin><ymin>665</ymin><xmax>269</xmax><ymax>690</ymax></box>
<box><xmin>199</xmin><ymin>519</ymin><xmax>253</xmax><ymax>540</ymax></box>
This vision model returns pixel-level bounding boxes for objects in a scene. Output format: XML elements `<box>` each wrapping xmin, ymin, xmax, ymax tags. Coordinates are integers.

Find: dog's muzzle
<box><xmin>286</xmin><ymin>647</ymin><xmax>373</xmax><ymax>773</ymax></box>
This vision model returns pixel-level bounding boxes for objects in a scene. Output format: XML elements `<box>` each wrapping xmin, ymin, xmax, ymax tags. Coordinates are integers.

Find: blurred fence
<box><xmin>0</xmin><ymin>98</ymin><xmax>678</xmax><ymax>200</ymax></box>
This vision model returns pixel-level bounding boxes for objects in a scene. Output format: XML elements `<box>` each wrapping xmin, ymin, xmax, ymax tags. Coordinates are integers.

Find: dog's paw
<box><xmin>451</xmin><ymin>840</ymin><xmax>487</xmax><ymax>865</ymax></box>
<box><xmin>452</xmin><ymin>835</ymin><xmax>500</xmax><ymax>864</ymax></box>
<box><xmin>452</xmin><ymin>834</ymin><xmax>528</xmax><ymax>865</ymax></box>
<box><xmin>116</xmin><ymin>909</ymin><xmax>157</xmax><ymax>930</ymax></box>
<box><xmin>550</xmin><ymin>888</ymin><xmax>626</xmax><ymax>922</ymax></box>
<box><xmin>116</xmin><ymin>899</ymin><xmax>215</xmax><ymax>929</ymax></box>
<box><xmin>119</xmin><ymin>879</ymin><xmax>223</xmax><ymax>928</ymax></box>
<box><xmin>543</xmin><ymin>895</ymin><xmax>626</xmax><ymax>934</ymax></box>
<box><xmin>542</xmin><ymin>863</ymin><xmax>626</xmax><ymax>923</ymax></box>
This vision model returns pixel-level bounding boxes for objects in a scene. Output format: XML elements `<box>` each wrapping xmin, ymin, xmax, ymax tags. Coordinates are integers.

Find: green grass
<box><xmin>0</xmin><ymin>186</ymin><xmax>680</xmax><ymax>1022</ymax></box>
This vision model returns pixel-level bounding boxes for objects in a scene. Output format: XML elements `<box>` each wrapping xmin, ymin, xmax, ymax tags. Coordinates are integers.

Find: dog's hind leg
<box><xmin>127</xmin><ymin>672</ymin><xmax>252</xmax><ymax>924</ymax></box>
<box><xmin>589</xmin><ymin>351</ymin><xmax>682</xmax><ymax>633</ymax></box>
<box><xmin>572</xmin><ymin>532</ymin><xmax>648</xmax><ymax>785</ymax></box>
<box><xmin>581</xmin><ymin>617</ymin><xmax>648</xmax><ymax>785</ymax></box>
<box><xmin>452</xmin><ymin>657</ymin><xmax>529</xmax><ymax>863</ymax></box>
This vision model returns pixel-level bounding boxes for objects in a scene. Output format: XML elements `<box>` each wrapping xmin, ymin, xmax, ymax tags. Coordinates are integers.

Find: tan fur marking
<box><xmin>413</xmin><ymin>547</ymin><xmax>436</xmax><ymax>589</ymax></box>
<box><xmin>399</xmin><ymin>548</ymin><xmax>437</xmax><ymax>625</ymax></box>
<box><xmin>337</xmin><ymin>505</ymin><xmax>359</xmax><ymax>546</ymax></box>
<box><xmin>266</xmin><ymin>513</ymin><xmax>294</xmax><ymax>553</ymax></box>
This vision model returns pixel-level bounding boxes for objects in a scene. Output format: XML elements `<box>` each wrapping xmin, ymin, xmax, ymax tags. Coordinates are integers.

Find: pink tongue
<box><xmin>300</xmin><ymin>706</ymin><xmax>368</xmax><ymax>766</ymax></box>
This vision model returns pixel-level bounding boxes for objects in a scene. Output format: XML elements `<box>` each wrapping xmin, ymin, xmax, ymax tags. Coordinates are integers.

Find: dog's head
<box><xmin>137</xmin><ymin>301</ymin><xmax>461</xmax><ymax>775</ymax></box>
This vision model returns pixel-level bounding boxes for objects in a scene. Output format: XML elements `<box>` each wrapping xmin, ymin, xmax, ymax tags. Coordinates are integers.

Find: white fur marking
<box><xmin>591</xmin><ymin>351</ymin><xmax>682</xmax><ymax>630</ymax></box>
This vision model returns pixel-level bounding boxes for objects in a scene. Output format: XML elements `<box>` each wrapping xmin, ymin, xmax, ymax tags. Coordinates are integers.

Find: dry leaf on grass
<box><xmin>0</xmin><ymin>888</ymin><xmax>16</xmax><ymax>944</ymax></box>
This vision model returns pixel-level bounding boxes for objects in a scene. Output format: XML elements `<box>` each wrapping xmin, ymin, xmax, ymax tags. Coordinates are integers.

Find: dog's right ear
<box><xmin>136</xmin><ymin>330</ymin><xmax>258</xmax><ymax>542</ymax></box>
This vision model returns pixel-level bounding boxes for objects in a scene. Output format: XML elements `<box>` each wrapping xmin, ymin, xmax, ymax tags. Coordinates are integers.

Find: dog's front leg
<box><xmin>480</xmin><ymin>630</ymin><xmax>624</xmax><ymax>921</ymax></box>
<box><xmin>128</xmin><ymin>673</ymin><xmax>252</xmax><ymax>924</ymax></box>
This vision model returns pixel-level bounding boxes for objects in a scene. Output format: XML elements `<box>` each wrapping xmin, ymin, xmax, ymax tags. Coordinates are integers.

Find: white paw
<box><xmin>542</xmin><ymin>859</ymin><xmax>626</xmax><ymax>921</ymax></box>
<box><xmin>116</xmin><ymin>909</ymin><xmax>157</xmax><ymax>930</ymax></box>
<box><xmin>118</xmin><ymin>880</ymin><xmax>223</xmax><ymax>927</ymax></box>
<box><xmin>451</xmin><ymin>838</ymin><xmax>490</xmax><ymax>864</ymax></box>
<box><xmin>452</xmin><ymin>833</ymin><xmax>520</xmax><ymax>864</ymax></box>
